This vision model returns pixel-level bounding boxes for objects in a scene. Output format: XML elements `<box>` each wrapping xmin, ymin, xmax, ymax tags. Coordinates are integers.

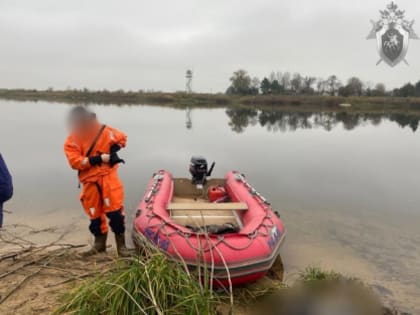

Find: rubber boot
<box><xmin>82</xmin><ymin>233</ymin><xmax>107</xmax><ymax>257</ymax></box>
<box><xmin>115</xmin><ymin>233</ymin><xmax>131</xmax><ymax>257</ymax></box>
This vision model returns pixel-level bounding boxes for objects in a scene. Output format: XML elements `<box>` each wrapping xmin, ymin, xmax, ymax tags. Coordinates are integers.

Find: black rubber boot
<box><xmin>115</xmin><ymin>233</ymin><xmax>131</xmax><ymax>257</ymax></box>
<box><xmin>82</xmin><ymin>233</ymin><xmax>107</xmax><ymax>257</ymax></box>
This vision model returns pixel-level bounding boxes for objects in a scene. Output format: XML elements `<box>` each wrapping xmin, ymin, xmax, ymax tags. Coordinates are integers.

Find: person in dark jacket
<box><xmin>0</xmin><ymin>153</ymin><xmax>13</xmax><ymax>228</ymax></box>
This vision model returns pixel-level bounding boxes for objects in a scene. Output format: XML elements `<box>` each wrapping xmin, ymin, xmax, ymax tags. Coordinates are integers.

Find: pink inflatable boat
<box><xmin>132</xmin><ymin>158</ymin><xmax>286</xmax><ymax>287</ymax></box>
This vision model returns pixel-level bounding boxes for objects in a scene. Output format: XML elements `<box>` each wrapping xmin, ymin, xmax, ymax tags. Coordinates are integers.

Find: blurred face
<box><xmin>67</xmin><ymin>114</ymin><xmax>95</xmax><ymax>134</ymax></box>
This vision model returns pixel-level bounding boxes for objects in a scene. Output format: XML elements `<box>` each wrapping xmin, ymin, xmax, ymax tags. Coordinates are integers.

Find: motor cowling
<box><xmin>189</xmin><ymin>156</ymin><xmax>215</xmax><ymax>184</ymax></box>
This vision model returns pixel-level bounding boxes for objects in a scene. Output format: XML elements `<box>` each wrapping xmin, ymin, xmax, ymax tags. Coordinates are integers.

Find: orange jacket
<box><xmin>64</xmin><ymin>121</ymin><xmax>127</xmax><ymax>183</ymax></box>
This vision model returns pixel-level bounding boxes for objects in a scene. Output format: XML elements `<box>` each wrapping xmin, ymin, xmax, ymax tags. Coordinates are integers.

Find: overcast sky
<box><xmin>0</xmin><ymin>0</ymin><xmax>419</xmax><ymax>92</ymax></box>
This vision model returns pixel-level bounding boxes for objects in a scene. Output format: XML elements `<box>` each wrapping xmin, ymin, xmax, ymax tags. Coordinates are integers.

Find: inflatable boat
<box><xmin>132</xmin><ymin>157</ymin><xmax>286</xmax><ymax>287</ymax></box>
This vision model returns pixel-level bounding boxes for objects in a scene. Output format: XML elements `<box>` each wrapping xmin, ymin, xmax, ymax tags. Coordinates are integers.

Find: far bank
<box><xmin>2</xmin><ymin>89</ymin><xmax>420</xmax><ymax>114</ymax></box>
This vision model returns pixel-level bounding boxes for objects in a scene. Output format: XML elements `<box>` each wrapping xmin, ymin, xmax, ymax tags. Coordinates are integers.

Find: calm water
<box><xmin>1</xmin><ymin>101</ymin><xmax>420</xmax><ymax>312</ymax></box>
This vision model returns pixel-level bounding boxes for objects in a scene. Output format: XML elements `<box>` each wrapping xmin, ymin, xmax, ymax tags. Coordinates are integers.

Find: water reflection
<box><xmin>59</xmin><ymin>103</ymin><xmax>420</xmax><ymax>133</ymax></box>
<box><xmin>225</xmin><ymin>109</ymin><xmax>420</xmax><ymax>133</ymax></box>
<box><xmin>185</xmin><ymin>107</ymin><xmax>192</xmax><ymax>129</ymax></box>
<box><xmin>225</xmin><ymin>108</ymin><xmax>258</xmax><ymax>132</ymax></box>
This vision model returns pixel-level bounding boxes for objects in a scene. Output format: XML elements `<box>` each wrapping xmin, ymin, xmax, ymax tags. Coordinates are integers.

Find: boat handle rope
<box><xmin>146</xmin><ymin>209</ymin><xmax>273</xmax><ymax>238</ymax></box>
<box><xmin>145</xmin><ymin>209</ymin><xmax>271</xmax><ymax>252</ymax></box>
<box><xmin>142</xmin><ymin>172</ymin><xmax>278</xmax><ymax>253</ymax></box>
<box><xmin>234</xmin><ymin>172</ymin><xmax>282</xmax><ymax>218</ymax></box>
<box><xmin>234</xmin><ymin>172</ymin><xmax>270</xmax><ymax>205</ymax></box>
<box><xmin>145</xmin><ymin>190</ymin><xmax>274</xmax><ymax>240</ymax></box>
<box><xmin>145</xmin><ymin>210</ymin><xmax>275</xmax><ymax>253</ymax></box>
<box><xmin>144</xmin><ymin>173</ymin><xmax>164</xmax><ymax>202</ymax></box>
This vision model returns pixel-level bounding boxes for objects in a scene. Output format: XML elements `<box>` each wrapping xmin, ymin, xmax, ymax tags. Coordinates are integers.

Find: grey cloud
<box><xmin>0</xmin><ymin>0</ymin><xmax>419</xmax><ymax>92</ymax></box>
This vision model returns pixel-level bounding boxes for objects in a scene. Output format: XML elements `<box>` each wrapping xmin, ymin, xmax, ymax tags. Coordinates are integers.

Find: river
<box><xmin>1</xmin><ymin>100</ymin><xmax>419</xmax><ymax>313</ymax></box>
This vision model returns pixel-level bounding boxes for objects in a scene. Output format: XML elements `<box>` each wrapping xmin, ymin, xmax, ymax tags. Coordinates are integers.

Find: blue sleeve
<box><xmin>0</xmin><ymin>154</ymin><xmax>13</xmax><ymax>202</ymax></box>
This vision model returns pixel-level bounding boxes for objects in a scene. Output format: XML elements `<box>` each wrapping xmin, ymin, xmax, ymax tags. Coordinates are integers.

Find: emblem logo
<box><xmin>268</xmin><ymin>226</ymin><xmax>280</xmax><ymax>248</ymax></box>
<box><xmin>367</xmin><ymin>2</ymin><xmax>418</xmax><ymax>67</ymax></box>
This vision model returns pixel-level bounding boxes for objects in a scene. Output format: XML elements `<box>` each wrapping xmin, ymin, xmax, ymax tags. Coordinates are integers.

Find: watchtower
<box><xmin>186</xmin><ymin>69</ymin><xmax>193</xmax><ymax>93</ymax></box>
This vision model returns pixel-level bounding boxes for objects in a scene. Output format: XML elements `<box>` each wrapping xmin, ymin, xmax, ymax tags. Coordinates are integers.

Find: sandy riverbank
<box><xmin>0</xmin><ymin>213</ymin><xmax>414</xmax><ymax>315</ymax></box>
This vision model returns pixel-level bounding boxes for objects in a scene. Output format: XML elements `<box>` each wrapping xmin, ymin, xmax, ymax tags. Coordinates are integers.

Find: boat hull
<box><xmin>132</xmin><ymin>170</ymin><xmax>286</xmax><ymax>287</ymax></box>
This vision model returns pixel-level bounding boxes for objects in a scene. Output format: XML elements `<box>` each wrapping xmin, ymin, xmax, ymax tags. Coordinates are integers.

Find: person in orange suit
<box><xmin>64</xmin><ymin>106</ymin><xmax>129</xmax><ymax>257</ymax></box>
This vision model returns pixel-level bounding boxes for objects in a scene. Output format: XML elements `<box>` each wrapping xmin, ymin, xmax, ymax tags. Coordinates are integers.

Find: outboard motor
<box><xmin>189</xmin><ymin>156</ymin><xmax>215</xmax><ymax>185</ymax></box>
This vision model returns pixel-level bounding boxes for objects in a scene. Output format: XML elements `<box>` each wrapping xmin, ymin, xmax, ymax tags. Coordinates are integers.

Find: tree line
<box><xmin>226</xmin><ymin>69</ymin><xmax>420</xmax><ymax>97</ymax></box>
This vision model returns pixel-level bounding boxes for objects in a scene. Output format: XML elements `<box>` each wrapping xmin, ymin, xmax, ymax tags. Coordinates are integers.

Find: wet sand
<box><xmin>1</xmin><ymin>207</ymin><xmax>418</xmax><ymax>314</ymax></box>
<box><xmin>0</xmin><ymin>212</ymin><xmax>125</xmax><ymax>315</ymax></box>
<box><xmin>0</xmin><ymin>228</ymin><xmax>117</xmax><ymax>315</ymax></box>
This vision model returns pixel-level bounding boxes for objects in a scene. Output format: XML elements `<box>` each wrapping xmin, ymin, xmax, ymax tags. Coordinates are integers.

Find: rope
<box><xmin>142</xmin><ymin>172</ymin><xmax>278</xmax><ymax>255</ymax></box>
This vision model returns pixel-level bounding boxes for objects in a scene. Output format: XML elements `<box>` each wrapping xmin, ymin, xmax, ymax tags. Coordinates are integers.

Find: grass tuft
<box><xmin>54</xmin><ymin>245</ymin><xmax>218</xmax><ymax>315</ymax></box>
<box><xmin>298</xmin><ymin>266</ymin><xmax>342</xmax><ymax>282</ymax></box>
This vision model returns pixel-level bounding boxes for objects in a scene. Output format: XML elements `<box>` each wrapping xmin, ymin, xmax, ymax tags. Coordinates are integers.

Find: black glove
<box><xmin>110</xmin><ymin>144</ymin><xmax>121</xmax><ymax>153</ymax></box>
<box><xmin>110</xmin><ymin>152</ymin><xmax>125</xmax><ymax>167</ymax></box>
<box><xmin>89</xmin><ymin>155</ymin><xmax>102</xmax><ymax>166</ymax></box>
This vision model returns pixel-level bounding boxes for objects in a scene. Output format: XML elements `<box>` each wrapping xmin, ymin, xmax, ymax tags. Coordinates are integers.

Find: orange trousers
<box><xmin>80</xmin><ymin>171</ymin><xmax>125</xmax><ymax>235</ymax></box>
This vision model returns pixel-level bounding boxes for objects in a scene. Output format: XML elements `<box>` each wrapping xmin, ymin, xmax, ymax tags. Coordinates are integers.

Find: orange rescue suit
<box><xmin>64</xmin><ymin>121</ymin><xmax>127</xmax><ymax>235</ymax></box>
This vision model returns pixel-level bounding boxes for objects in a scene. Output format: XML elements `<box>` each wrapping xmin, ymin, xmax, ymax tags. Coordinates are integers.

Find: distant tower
<box><xmin>186</xmin><ymin>69</ymin><xmax>193</xmax><ymax>93</ymax></box>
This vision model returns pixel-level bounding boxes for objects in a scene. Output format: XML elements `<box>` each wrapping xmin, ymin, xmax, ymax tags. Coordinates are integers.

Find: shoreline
<box><xmin>0</xmin><ymin>222</ymin><xmax>412</xmax><ymax>315</ymax></box>
<box><xmin>0</xmin><ymin>211</ymin><xmax>417</xmax><ymax>314</ymax></box>
<box><xmin>2</xmin><ymin>89</ymin><xmax>420</xmax><ymax>114</ymax></box>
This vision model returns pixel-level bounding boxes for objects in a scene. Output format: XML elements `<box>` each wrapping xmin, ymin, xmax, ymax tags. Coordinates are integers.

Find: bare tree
<box><xmin>326</xmin><ymin>75</ymin><xmax>341</xmax><ymax>96</ymax></box>
<box><xmin>281</xmin><ymin>72</ymin><xmax>291</xmax><ymax>91</ymax></box>
<box><xmin>303</xmin><ymin>76</ymin><xmax>316</xmax><ymax>94</ymax></box>
<box><xmin>373</xmin><ymin>83</ymin><xmax>386</xmax><ymax>96</ymax></box>
<box><xmin>346</xmin><ymin>77</ymin><xmax>364</xmax><ymax>96</ymax></box>
<box><xmin>275</xmin><ymin>71</ymin><xmax>283</xmax><ymax>83</ymax></box>
<box><xmin>251</xmin><ymin>77</ymin><xmax>260</xmax><ymax>94</ymax></box>
<box><xmin>291</xmin><ymin>73</ymin><xmax>303</xmax><ymax>94</ymax></box>
<box><xmin>316</xmin><ymin>78</ymin><xmax>327</xmax><ymax>95</ymax></box>
<box><xmin>269</xmin><ymin>71</ymin><xmax>276</xmax><ymax>83</ymax></box>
